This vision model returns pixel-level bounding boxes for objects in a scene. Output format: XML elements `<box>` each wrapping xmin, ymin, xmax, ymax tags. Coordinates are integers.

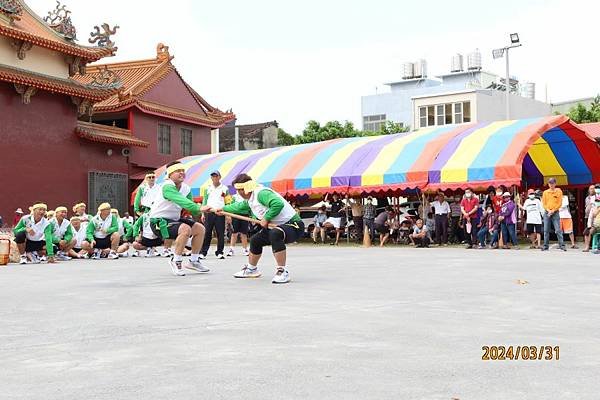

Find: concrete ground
<box><xmin>1</xmin><ymin>245</ymin><xmax>599</xmax><ymax>400</ymax></box>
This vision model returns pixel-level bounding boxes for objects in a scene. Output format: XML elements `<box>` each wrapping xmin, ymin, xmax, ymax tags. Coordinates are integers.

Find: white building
<box><xmin>412</xmin><ymin>89</ymin><xmax>552</xmax><ymax>130</ymax></box>
<box><xmin>361</xmin><ymin>53</ymin><xmax>552</xmax><ymax>131</ymax></box>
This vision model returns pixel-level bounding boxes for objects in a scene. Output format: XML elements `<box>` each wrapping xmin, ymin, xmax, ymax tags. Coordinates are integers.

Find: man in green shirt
<box><xmin>13</xmin><ymin>202</ymin><xmax>55</xmax><ymax>264</ymax></box>
<box><xmin>134</xmin><ymin>172</ymin><xmax>157</xmax><ymax>216</ymax></box>
<box><xmin>81</xmin><ymin>202</ymin><xmax>121</xmax><ymax>259</ymax></box>
<box><xmin>206</xmin><ymin>173</ymin><xmax>304</xmax><ymax>284</ymax></box>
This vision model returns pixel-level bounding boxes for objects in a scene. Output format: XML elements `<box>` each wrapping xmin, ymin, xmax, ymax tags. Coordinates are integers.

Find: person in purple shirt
<box><xmin>497</xmin><ymin>192</ymin><xmax>518</xmax><ymax>249</ymax></box>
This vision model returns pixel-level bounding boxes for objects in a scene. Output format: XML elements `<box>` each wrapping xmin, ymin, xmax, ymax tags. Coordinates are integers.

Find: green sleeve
<box><xmin>201</xmin><ymin>187</ymin><xmax>208</xmax><ymax>206</ymax></box>
<box><xmin>13</xmin><ymin>218</ymin><xmax>27</xmax><ymax>234</ymax></box>
<box><xmin>44</xmin><ymin>224</ymin><xmax>55</xmax><ymax>256</ymax></box>
<box><xmin>51</xmin><ymin>223</ymin><xmax>60</xmax><ymax>244</ymax></box>
<box><xmin>86</xmin><ymin>220</ymin><xmax>95</xmax><ymax>242</ymax></box>
<box><xmin>132</xmin><ymin>216</ymin><xmax>143</xmax><ymax>237</ymax></box>
<box><xmin>163</xmin><ymin>185</ymin><xmax>201</xmax><ymax>216</ymax></box>
<box><xmin>63</xmin><ymin>224</ymin><xmax>73</xmax><ymax>243</ymax></box>
<box><xmin>123</xmin><ymin>220</ymin><xmax>133</xmax><ymax>239</ymax></box>
<box><xmin>223</xmin><ymin>200</ymin><xmax>252</xmax><ymax>216</ymax></box>
<box><xmin>134</xmin><ymin>186</ymin><xmax>145</xmax><ymax>214</ymax></box>
<box><xmin>106</xmin><ymin>215</ymin><xmax>119</xmax><ymax>235</ymax></box>
<box><xmin>258</xmin><ymin>190</ymin><xmax>284</xmax><ymax>221</ymax></box>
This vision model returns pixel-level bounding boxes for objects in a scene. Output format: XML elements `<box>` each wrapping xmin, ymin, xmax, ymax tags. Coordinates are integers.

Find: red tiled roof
<box><xmin>579</xmin><ymin>122</ymin><xmax>600</xmax><ymax>140</ymax></box>
<box><xmin>74</xmin><ymin>43</ymin><xmax>235</xmax><ymax>128</ymax></box>
<box><xmin>0</xmin><ymin>1</ymin><xmax>114</xmax><ymax>61</ymax></box>
<box><xmin>0</xmin><ymin>63</ymin><xmax>119</xmax><ymax>101</ymax></box>
<box><xmin>75</xmin><ymin>121</ymin><xmax>149</xmax><ymax>147</ymax></box>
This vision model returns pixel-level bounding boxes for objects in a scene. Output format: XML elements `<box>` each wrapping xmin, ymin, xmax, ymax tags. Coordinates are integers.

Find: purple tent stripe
<box><xmin>185</xmin><ymin>153</ymin><xmax>228</xmax><ymax>178</ymax></box>
<box><xmin>221</xmin><ymin>147</ymin><xmax>281</xmax><ymax>185</ymax></box>
<box><xmin>332</xmin><ymin>134</ymin><xmax>403</xmax><ymax>187</ymax></box>
<box><xmin>522</xmin><ymin>153</ymin><xmax>543</xmax><ymax>186</ymax></box>
<box><xmin>428</xmin><ymin>123</ymin><xmax>487</xmax><ymax>183</ymax></box>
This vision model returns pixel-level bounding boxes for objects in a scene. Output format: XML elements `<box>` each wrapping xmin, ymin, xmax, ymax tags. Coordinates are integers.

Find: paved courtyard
<box><xmin>1</xmin><ymin>245</ymin><xmax>599</xmax><ymax>399</ymax></box>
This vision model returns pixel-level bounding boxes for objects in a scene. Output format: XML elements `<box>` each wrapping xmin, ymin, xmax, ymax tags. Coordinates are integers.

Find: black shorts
<box><xmin>526</xmin><ymin>223</ymin><xmax>542</xmax><ymax>234</ymax></box>
<box><xmin>151</xmin><ymin>218</ymin><xmax>197</xmax><ymax>240</ymax></box>
<box><xmin>94</xmin><ymin>236</ymin><xmax>112</xmax><ymax>250</ymax></box>
<box><xmin>232</xmin><ymin>219</ymin><xmax>249</xmax><ymax>234</ymax></box>
<box><xmin>249</xmin><ymin>220</ymin><xmax>305</xmax><ymax>254</ymax></box>
<box><xmin>73</xmin><ymin>247</ymin><xmax>82</xmax><ymax>253</ymax></box>
<box><xmin>140</xmin><ymin>237</ymin><xmax>163</xmax><ymax>248</ymax></box>
<box><xmin>374</xmin><ymin>223</ymin><xmax>389</xmax><ymax>234</ymax></box>
<box><xmin>25</xmin><ymin>240</ymin><xmax>45</xmax><ymax>253</ymax></box>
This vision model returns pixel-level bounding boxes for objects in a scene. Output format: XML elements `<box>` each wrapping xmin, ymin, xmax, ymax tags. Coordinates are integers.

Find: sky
<box><xmin>28</xmin><ymin>0</ymin><xmax>600</xmax><ymax>134</ymax></box>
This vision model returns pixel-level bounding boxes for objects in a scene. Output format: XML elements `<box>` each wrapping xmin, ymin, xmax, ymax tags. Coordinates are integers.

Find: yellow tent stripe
<box><xmin>361</xmin><ymin>127</ymin><xmax>437</xmax><ymax>186</ymax></box>
<box><xmin>527</xmin><ymin>137</ymin><xmax>568</xmax><ymax>185</ymax></box>
<box><xmin>312</xmin><ymin>136</ymin><xmax>381</xmax><ymax>188</ymax></box>
<box><xmin>197</xmin><ymin>150</ymin><xmax>262</xmax><ymax>190</ymax></box>
<box><xmin>245</xmin><ymin>146</ymin><xmax>296</xmax><ymax>182</ymax></box>
<box><xmin>441</xmin><ymin>120</ymin><xmax>515</xmax><ymax>183</ymax></box>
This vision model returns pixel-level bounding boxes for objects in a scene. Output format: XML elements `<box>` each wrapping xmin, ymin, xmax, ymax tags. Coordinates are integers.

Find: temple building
<box><xmin>0</xmin><ymin>0</ymin><xmax>234</xmax><ymax>219</ymax></box>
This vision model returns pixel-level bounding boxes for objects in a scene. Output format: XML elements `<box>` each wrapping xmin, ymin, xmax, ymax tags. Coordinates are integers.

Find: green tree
<box><xmin>567</xmin><ymin>95</ymin><xmax>600</xmax><ymax>123</ymax></box>
<box><xmin>277</xmin><ymin>128</ymin><xmax>295</xmax><ymax>146</ymax></box>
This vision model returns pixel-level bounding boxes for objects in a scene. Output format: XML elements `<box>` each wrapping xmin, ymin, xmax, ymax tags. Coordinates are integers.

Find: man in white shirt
<box><xmin>200</xmin><ymin>171</ymin><xmax>232</xmax><ymax>259</ymax></box>
<box><xmin>519</xmin><ymin>188</ymin><xmax>544</xmax><ymax>248</ymax></box>
<box><xmin>430</xmin><ymin>193</ymin><xmax>450</xmax><ymax>246</ymax></box>
<box><xmin>559</xmin><ymin>194</ymin><xmax>577</xmax><ymax>249</ymax></box>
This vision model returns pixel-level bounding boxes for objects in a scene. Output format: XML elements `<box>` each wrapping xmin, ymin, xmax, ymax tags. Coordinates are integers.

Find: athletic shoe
<box><xmin>560</xmin><ymin>247</ymin><xmax>567</xmax><ymax>252</ymax></box>
<box><xmin>169</xmin><ymin>257</ymin><xmax>185</xmax><ymax>276</ymax></box>
<box><xmin>107</xmin><ymin>251</ymin><xmax>119</xmax><ymax>259</ymax></box>
<box><xmin>242</xmin><ymin>248</ymin><xmax>250</xmax><ymax>256</ymax></box>
<box><xmin>216</xmin><ymin>253</ymin><xmax>225</xmax><ymax>260</ymax></box>
<box><xmin>160</xmin><ymin>248</ymin><xmax>171</xmax><ymax>257</ymax></box>
<box><xmin>541</xmin><ymin>247</ymin><xmax>549</xmax><ymax>251</ymax></box>
<box><xmin>226</xmin><ymin>248</ymin><xmax>234</xmax><ymax>257</ymax></box>
<box><xmin>19</xmin><ymin>255</ymin><xmax>27</xmax><ymax>265</ymax></box>
<box><xmin>30</xmin><ymin>252</ymin><xmax>41</xmax><ymax>264</ymax></box>
<box><xmin>186</xmin><ymin>260</ymin><xmax>210</xmax><ymax>273</ymax></box>
<box><xmin>118</xmin><ymin>252</ymin><xmax>129</xmax><ymax>258</ymax></box>
<box><xmin>233</xmin><ymin>264</ymin><xmax>261</xmax><ymax>278</ymax></box>
<box><xmin>131</xmin><ymin>250</ymin><xmax>139</xmax><ymax>257</ymax></box>
<box><xmin>199</xmin><ymin>254</ymin><xmax>206</xmax><ymax>260</ymax></box>
<box><xmin>91</xmin><ymin>249</ymin><xmax>101</xmax><ymax>260</ymax></box>
<box><xmin>272</xmin><ymin>268</ymin><xmax>291</xmax><ymax>284</ymax></box>
<box><xmin>56</xmin><ymin>253</ymin><xmax>71</xmax><ymax>261</ymax></box>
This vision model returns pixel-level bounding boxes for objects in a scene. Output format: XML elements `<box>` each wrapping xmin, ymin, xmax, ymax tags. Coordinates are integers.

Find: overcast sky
<box><xmin>28</xmin><ymin>0</ymin><xmax>599</xmax><ymax>134</ymax></box>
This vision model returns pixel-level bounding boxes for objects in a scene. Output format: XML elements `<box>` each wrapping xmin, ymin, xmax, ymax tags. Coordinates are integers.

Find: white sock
<box><xmin>174</xmin><ymin>254</ymin><xmax>183</xmax><ymax>262</ymax></box>
<box><xmin>190</xmin><ymin>253</ymin><xmax>200</xmax><ymax>262</ymax></box>
<box><xmin>248</xmin><ymin>263</ymin><xmax>257</xmax><ymax>270</ymax></box>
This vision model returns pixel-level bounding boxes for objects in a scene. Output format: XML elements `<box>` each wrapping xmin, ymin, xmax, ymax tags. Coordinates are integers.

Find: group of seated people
<box><xmin>12</xmin><ymin>201</ymin><xmax>173</xmax><ymax>264</ymax></box>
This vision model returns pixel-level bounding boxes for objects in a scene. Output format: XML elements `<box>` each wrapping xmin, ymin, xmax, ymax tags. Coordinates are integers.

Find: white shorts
<box><xmin>325</xmin><ymin>217</ymin><xmax>342</xmax><ymax>229</ymax></box>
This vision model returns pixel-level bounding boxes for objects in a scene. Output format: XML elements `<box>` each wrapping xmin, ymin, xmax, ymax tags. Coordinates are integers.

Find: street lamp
<box><xmin>492</xmin><ymin>33</ymin><xmax>522</xmax><ymax>120</ymax></box>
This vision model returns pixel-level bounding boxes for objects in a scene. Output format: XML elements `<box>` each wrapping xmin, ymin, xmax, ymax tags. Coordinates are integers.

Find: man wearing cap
<box><xmin>207</xmin><ymin>173</ymin><xmax>304</xmax><ymax>284</ymax></box>
<box><xmin>50</xmin><ymin>206</ymin><xmax>76</xmax><ymax>261</ymax></box>
<box><xmin>13</xmin><ymin>208</ymin><xmax>24</xmax><ymax>227</ymax></box>
<box><xmin>13</xmin><ymin>203</ymin><xmax>55</xmax><ymax>264</ymax></box>
<box><xmin>149</xmin><ymin>161</ymin><xmax>208</xmax><ymax>276</ymax></box>
<box><xmin>200</xmin><ymin>170</ymin><xmax>231</xmax><ymax>259</ymax></box>
<box><xmin>541</xmin><ymin>178</ymin><xmax>566</xmax><ymax>251</ymax></box>
<box><xmin>81</xmin><ymin>203</ymin><xmax>120</xmax><ymax>259</ymax></box>
<box><xmin>134</xmin><ymin>172</ymin><xmax>158</xmax><ymax>216</ymax></box>
<box><xmin>519</xmin><ymin>189</ymin><xmax>544</xmax><ymax>248</ymax></box>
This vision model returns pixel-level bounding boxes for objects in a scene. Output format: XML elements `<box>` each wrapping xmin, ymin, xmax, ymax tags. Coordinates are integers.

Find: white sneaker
<box><xmin>272</xmin><ymin>268</ymin><xmax>291</xmax><ymax>284</ymax></box>
<box><xmin>226</xmin><ymin>248</ymin><xmax>234</xmax><ymax>257</ymax></box>
<box><xmin>29</xmin><ymin>252</ymin><xmax>41</xmax><ymax>263</ymax></box>
<box><xmin>242</xmin><ymin>248</ymin><xmax>250</xmax><ymax>256</ymax></box>
<box><xmin>216</xmin><ymin>253</ymin><xmax>225</xmax><ymax>260</ymax></box>
<box><xmin>56</xmin><ymin>253</ymin><xmax>71</xmax><ymax>261</ymax></box>
<box><xmin>131</xmin><ymin>250</ymin><xmax>139</xmax><ymax>257</ymax></box>
<box><xmin>186</xmin><ymin>260</ymin><xmax>210</xmax><ymax>273</ymax></box>
<box><xmin>169</xmin><ymin>257</ymin><xmax>185</xmax><ymax>276</ymax></box>
<box><xmin>233</xmin><ymin>264</ymin><xmax>261</xmax><ymax>278</ymax></box>
<box><xmin>198</xmin><ymin>254</ymin><xmax>206</xmax><ymax>260</ymax></box>
<box><xmin>107</xmin><ymin>251</ymin><xmax>119</xmax><ymax>259</ymax></box>
<box><xmin>19</xmin><ymin>255</ymin><xmax>27</xmax><ymax>265</ymax></box>
<box><xmin>118</xmin><ymin>252</ymin><xmax>129</xmax><ymax>258</ymax></box>
<box><xmin>160</xmin><ymin>248</ymin><xmax>170</xmax><ymax>257</ymax></box>
<box><xmin>92</xmin><ymin>249</ymin><xmax>102</xmax><ymax>260</ymax></box>
<box><xmin>145</xmin><ymin>247</ymin><xmax>155</xmax><ymax>257</ymax></box>
<box><xmin>38</xmin><ymin>255</ymin><xmax>47</xmax><ymax>263</ymax></box>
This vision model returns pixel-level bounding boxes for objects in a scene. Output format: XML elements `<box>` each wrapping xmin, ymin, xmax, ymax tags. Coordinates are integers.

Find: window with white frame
<box><xmin>363</xmin><ymin>114</ymin><xmax>386</xmax><ymax>131</ymax></box>
<box><xmin>418</xmin><ymin>101</ymin><xmax>471</xmax><ymax>128</ymax></box>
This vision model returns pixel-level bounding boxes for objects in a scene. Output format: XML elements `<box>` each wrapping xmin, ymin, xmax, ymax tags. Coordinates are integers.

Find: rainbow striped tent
<box><xmin>153</xmin><ymin>115</ymin><xmax>600</xmax><ymax>197</ymax></box>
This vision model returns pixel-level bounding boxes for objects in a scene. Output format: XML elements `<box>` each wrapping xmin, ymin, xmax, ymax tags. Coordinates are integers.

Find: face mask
<box><xmin>496</xmin><ymin>192</ymin><xmax>502</xmax><ymax>196</ymax></box>
<box><xmin>465</xmin><ymin>193</ymin><xmax>472</xmax><ymax>198</ymax></box>
<box><xmin>595</xmin><ymin>189</ymin><xmax>600</xmax><ymax>194</ymax></box>
<box><xmin>528</xmin><ymin>194</ymin><xmax>535</xmax><ymax>199</ymax></box>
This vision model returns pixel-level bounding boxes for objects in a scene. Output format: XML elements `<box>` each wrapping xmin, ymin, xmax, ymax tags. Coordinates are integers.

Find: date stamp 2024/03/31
<box><xmin>482</xmin><ymin>346</ymin><xmax>559</xmax><ymax>361</ymax></box>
